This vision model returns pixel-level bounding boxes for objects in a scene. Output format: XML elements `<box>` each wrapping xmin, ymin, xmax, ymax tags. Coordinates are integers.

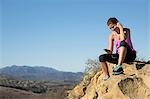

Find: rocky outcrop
<box><xmin>69</xmin><ymin>62</ymin><xmax>150</xmax><ymax>99</ymax></box>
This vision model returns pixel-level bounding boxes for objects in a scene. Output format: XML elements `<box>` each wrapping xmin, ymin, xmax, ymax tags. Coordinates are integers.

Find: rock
<box><xmin>68</xmin><ymin>85</ymin><xmax>86</xmax><ymax>99</ymax></box>
<box><xmin>69</xmin><ymin>62</ymin><xmax>150</xmax><ymax>99</ymax></box>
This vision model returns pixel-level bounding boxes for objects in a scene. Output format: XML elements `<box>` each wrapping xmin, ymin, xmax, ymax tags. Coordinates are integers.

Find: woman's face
<box><xmin>108</xmin><ymin>23</ymin><xmax>116</xmax><ymax>31</ymax></box>
<box><xmin>108</xmin><ymin>23</ymin><xmax>120</xmax><ymax>33</ymax></box>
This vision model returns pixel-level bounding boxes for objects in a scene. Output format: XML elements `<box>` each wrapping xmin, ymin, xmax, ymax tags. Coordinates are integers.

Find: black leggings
<box><xmin>99</xmin><ymin>41</ymin><xmax>136</xmax><ymax>64</ymax></box>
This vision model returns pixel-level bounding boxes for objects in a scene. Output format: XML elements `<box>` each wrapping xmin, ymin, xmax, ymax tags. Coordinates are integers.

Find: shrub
<box><xmin>84</xmin><ymin>59</ymin><xmax>100</xmax><ymax>77</ymax></box>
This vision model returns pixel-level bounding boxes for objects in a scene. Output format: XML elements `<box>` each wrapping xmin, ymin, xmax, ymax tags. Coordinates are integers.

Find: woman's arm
<box><xmin>117</xmin><ymin>23</ymin><xmax>125</xmax><ymax>41</ymax></box>
<box><xmin>108</xmin><ymin>32</ymin><xmax>114</xmax><ymax>54</ymax></box>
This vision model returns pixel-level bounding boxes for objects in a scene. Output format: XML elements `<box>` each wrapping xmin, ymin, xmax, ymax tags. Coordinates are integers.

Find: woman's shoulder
<box><xmin>109</xmin><ymin>31</ymin><xmax>117</xmax><ymax>40</ymax></box>
<box><xmin>110</xmin><ymin>31</ymin><xmax>117</xmax><ymax>35</ymax></box>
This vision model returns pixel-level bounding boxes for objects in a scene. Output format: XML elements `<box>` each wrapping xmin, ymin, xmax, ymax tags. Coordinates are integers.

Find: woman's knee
<box><xmin>99</xmin><ymin>54</ymin><xmax>106</xmax><ymax>62</ymax></box>
<box><xmin>120</xmin><ymin>40</ymin><xmax>128</xmax><ymax>48</ymax></box>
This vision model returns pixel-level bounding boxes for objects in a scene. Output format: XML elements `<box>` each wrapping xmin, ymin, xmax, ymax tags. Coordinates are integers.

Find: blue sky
<box><xmin>1</xmin><ymin>0</ymin><xmax>150</xmax><ymax>72</ymax></box>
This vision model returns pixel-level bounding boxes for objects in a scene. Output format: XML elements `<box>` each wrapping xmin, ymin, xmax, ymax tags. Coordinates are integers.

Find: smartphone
<box><xmin>104</xmin><ymin>49</ymin><xmax>111</xmax><ymax>54</ymax></box>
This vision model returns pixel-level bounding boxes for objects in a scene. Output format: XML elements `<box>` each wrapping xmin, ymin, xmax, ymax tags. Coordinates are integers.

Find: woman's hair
<box><xmin>107</xmin><ymin>17</ymin><xmax>119</xmax><ymax>26</ymax></box>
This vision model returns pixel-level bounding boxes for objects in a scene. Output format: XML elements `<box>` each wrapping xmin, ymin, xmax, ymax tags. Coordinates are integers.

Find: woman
<box><xmin>99</xmin><ymin>17</ymin><xmax>136</xmax><ymax>80</ymax></box>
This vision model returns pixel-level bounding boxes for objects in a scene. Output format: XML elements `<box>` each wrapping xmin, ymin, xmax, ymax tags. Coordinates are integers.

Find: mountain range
<box><xmin>0</xmin><ymin>65</ymin><xmax>83</xmax><ymax>81</ymax></box>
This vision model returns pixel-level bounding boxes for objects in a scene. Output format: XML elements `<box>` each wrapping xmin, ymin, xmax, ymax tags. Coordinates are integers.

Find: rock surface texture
<box><xmin>69</xmin><ymin>62</ymin><xmax>150</xmax><ymax>99</ymax></box>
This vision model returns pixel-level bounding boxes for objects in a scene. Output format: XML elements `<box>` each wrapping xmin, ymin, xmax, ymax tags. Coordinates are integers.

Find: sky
<box><xmin>1</xmin><ymin>0</ymin><xmax>150</xmax><ymax>72</ymax></box>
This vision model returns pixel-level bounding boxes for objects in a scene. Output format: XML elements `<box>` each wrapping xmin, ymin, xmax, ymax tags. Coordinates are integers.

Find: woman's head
<box><xmin>107</xmin><ymin>17</ymin><xmax>119</xmax><ymax>32</ymax></box>
<box><xmin>107</xmin><ymin>17</ymin><xmax>118</xmax><ymax>26</ymax></box>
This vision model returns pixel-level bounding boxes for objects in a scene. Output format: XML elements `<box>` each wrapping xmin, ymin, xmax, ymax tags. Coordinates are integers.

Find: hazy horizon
<box><xmin>1</xmin><ymin>0</ymin><xmax>150</xmax><ymax>72</ymax></box>
<box><xmin>0</xmin><ymin>64</ymin><xmax>84</xmax><ymax>73</ymax></box>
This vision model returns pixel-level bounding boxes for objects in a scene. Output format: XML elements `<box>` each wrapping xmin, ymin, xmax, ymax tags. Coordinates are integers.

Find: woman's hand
<box><xmin>104</xmin><ymin>49</ymin><xmax>112</xmax><ymax>54</ymax></box>
<box><xmin>116</xmin><ymin>23</ymin><xmax>125</xmax><ymax>41</ymax></box>
<box><xmin>116</xmin><ymin>22</ymin><xmax>123</xmax><ymax>29</ymax></box>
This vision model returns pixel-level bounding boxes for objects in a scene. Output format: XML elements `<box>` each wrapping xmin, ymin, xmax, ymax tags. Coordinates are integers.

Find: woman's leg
<box><xmin>118</xmin><ymin>46</ymin><xmax>127</xmax><ymax>65</ymax></box>
<box><xmin>113</xmin><ymin>41</ymin><xmax>128</xmax><ymax>74</ymax></box>
<box><xmin>101</xmin><ymin>62</ymin><xmax>110</xmax><ymax>76</ymax></box>
<box><xmin>99</xmin><ymin>54</ymin><xmax>118</xmax><ymax>77</ymax></box>
<box><xmin>99</xmin><ymin>54</ymin><xmax>110</xmax><ymax>77</ymax></box>
<box><xmin>118</xmin><ymin>41</ymin><xmax>128</xmax><ymax>65</ymax></box>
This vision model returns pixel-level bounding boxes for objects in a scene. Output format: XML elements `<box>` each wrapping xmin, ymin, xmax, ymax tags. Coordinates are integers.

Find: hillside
<box><xmin>0</xmin><ymin>65</ymin><xmax>83</xmax><ymax>81</ymax></box>
<box><xmin>0</xmin><ymin>65</ymin><xmax>83</xmax><ymax>99</ymax></box>
<box><xmin>0</xmin><ymin>72</ymin><xmax>80</xmax><ymax>99</ymax></box>
<box><xmin>69</xmin><ymin>62</ymin><xmax>150</xmax><ymax>99</ymax></box>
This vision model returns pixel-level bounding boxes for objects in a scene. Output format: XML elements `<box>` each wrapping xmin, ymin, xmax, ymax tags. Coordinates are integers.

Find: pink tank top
<box><xmin>114</xmin><ymin>31</ymin><xmax>135</xmax><ymax>54</ymax></box>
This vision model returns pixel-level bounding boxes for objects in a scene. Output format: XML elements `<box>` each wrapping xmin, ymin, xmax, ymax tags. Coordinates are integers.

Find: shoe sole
<box><xmin>112</xmin><ymin>71</ymin><xmax>124</xmax><ymax>75</ymax></box>
<box><xmin>103</xmin><ymin>76</ymin><xmax>110</xmax><ymax>81</ymax></box>
<box><xmin>113</xmin><ymin>67</ymin><xmax>123</xmax><ymax>72</ymax></box>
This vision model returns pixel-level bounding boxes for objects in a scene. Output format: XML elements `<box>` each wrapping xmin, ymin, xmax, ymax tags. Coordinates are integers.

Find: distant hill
<box><xmin>0</xmin><ymin>65</ymin><xmax>83</xmax><ymax>81</ymax></box>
